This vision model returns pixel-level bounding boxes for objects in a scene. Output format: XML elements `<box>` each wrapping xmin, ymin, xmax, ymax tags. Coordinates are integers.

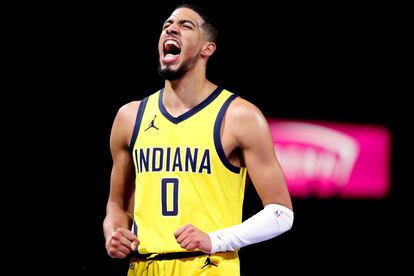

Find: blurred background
<box><xmin>15</xmin><ymin>0</ymin><xmax>409</xmax><ymax>275</ymax></box>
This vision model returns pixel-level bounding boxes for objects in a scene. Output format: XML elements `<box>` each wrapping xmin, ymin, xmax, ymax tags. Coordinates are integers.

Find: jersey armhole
<box><xmin>213</xmin><ymin>94</ymin><xmax>241</xmax><ymax>174</ymax></box>
<box><xmin>129</xmin><ymin>96</ymin><xmax>149</xmax><ymax>153</ymax></box>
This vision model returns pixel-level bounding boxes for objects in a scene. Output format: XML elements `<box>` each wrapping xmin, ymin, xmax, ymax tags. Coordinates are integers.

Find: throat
<box><xmin>164</xmin><ymin>105</ymin><xmax>191</xmax><ymax>118</ymax></box>
<box><xmin>162</xmin><ymin>93</ymin><xmax>202</xmax><ymax>118</ymax></box>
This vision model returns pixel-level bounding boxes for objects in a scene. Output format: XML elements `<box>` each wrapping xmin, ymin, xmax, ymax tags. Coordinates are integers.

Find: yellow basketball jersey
<box><xmin>130</xmin><ymin>87</ymin><xmax>247</xmax><ymax>254</ymax></box>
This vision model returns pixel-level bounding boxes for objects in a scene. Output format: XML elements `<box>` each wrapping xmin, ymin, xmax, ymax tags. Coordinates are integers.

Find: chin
<box><xmin>158</xmin><ymin>67</ymin><xmax>186</xmax><ymax>81</ymax></box>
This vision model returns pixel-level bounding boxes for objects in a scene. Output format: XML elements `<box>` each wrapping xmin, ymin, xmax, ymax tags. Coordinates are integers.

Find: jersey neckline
<box><xmin>158</xmin><ymin>86</ymin><xmax>223</xmax><ymax>124</ymax></box>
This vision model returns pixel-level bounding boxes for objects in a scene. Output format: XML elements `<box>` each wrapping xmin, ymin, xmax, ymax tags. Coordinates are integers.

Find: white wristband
<box><xmin>208</xmin><ymin>204</ymin><xmax>294</xmax><ymax>253</ymax></box>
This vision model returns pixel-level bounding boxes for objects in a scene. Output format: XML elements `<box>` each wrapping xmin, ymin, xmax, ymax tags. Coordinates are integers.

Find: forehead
<box><xmin>167</xmin><ymin>8</ymin><xmax>204</xmax><ymax>26</ymax></box>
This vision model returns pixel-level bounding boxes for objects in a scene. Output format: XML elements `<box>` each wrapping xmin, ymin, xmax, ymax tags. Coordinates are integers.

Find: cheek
<box><xmin>182</xmin><ymin>42</ymin><xmax>202</xmax><ymax>56</ymax></box>
<box><xmin>158</xmin><ymin>38</ymin><xmax>164</xmax><ymax>53</ymax></box>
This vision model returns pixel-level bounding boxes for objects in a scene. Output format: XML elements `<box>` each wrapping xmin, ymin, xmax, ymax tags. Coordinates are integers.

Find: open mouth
<box><xmin>162</xmin><ymin>40</ymin><xmax>181</xmax><ymax>63</ymax></box>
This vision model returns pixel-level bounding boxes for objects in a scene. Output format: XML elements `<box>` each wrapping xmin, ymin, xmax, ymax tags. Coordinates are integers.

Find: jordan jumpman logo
<box><xmin>145</xmin><ymin>115</ymin><xmax>159</xmax><ymax>131</ymax></box>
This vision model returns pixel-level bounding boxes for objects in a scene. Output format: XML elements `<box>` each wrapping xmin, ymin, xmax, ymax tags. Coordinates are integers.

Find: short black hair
<box><xmin>175</xmin><ymin>4</ymin><xmax>218</xmax><ymax>43</ymax></box>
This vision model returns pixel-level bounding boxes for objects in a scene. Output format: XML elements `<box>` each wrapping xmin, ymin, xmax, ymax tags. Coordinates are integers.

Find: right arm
<box><xmin>103</xmin><ymin>101</ymin><xmax>140</xmax><ymax>258</ymax></box>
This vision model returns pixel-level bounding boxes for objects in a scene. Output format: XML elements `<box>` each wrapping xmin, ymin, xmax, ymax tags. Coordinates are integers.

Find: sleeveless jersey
<box><xmin>129</xmin><ymin>87</ymin><xmax>247</xmax><ymax>254</ymax></box>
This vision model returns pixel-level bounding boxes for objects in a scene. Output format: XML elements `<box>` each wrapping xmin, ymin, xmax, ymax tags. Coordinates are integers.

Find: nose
<box><xmin>165</xmin><ymin>23</ymin><xmax>179</xmax><ymax>35</ymax></box>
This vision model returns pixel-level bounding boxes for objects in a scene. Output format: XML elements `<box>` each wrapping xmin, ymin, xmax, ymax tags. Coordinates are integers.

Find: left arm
<box><xmin>233</xmin><ymin>98</ymin><xmax>292</xmax><ymax>209</ymax></box>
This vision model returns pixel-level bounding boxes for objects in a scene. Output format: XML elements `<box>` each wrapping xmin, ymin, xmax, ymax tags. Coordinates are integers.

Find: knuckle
<box><xmin>108</xmin><ymin>248</ymin><xmax>117</xmax><ymax>256</ymax></box>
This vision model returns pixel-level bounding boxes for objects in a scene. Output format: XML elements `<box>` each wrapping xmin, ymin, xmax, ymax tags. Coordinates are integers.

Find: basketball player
<box><xmin>103</xmin><ymin>4</ymin><xmax>293</xmax><ymax>275</ymax></box>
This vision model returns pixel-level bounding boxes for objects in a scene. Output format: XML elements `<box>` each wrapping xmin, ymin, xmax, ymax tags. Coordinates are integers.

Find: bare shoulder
<box><xmin>224</xmin><ymin>96</ymin><xmax>271</xmax><ymax>145</ymax></box>
<box><xmin>111</xmin><ymin>100</ymin><xmax>141</xmax><ymax>145</ymax></box>
<box><xmin>226</xmin><ymin>96</ymin><xmax>267</xmax><ymax>127</ymax></box>
<box><xmin>113</xmin><ymin>100</ymin><xmax>141</xmax><ymax>127</ymax></box>
<box><xmin>117</xmin><ymin>101</ymin><xmax>141</xmax><ymax>120</ymax></box>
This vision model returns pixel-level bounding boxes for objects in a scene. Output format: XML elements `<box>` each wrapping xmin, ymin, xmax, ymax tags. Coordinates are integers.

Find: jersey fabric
<box><xmin>128</xmin><ymin>252</ymin><xmax>239</xmax><ymax>276</ymax></box>
<box><xmin>130</xmin><ymin>86</ymin><xmax>247</xmax><ymax>254</ymax></box>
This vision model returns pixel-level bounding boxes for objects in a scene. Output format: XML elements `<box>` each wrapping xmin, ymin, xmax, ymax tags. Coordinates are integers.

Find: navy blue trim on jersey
<box><xmin>214</xmin><ymin>94</ymin><xmax>240</xmax><ymax>174</ymax></box>
<box><xmin>132</xmin><ymin>221</ymin><xmax>138</xmax><ymax>236</ymax></box>
<box><xmin>132</xmin><ymin>221</ymin><xmax>138</xmax><ymax>252</ymax></box>
<box><xmin>129</xmin><ymin>96</ymin><xmax>149</xmax><ymax>153</ymax></box>
<box><xmin>159</xmin><ymin>86</ymin><xmax>223</xmax><ymax>124</ymax></box>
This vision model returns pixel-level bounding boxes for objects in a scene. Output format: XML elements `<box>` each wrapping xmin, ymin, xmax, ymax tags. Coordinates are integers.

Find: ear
<box><xmin>201</xmin><ymin>42</ymin><xmax>216</xmax><ymax>58</ymax></box>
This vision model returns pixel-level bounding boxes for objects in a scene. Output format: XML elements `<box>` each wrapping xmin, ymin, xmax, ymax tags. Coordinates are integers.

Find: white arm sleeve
<box><xmin>208</xmin><ymin>203</ymin><xmax>294</xmax><ymax>253</ymax></box>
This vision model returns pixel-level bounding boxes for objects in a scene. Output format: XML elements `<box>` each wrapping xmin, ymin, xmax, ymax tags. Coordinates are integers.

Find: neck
<box><xmin>162</xmin><ymin>70</ymin><xmax>217</xmax><ymax>116</ymax></box>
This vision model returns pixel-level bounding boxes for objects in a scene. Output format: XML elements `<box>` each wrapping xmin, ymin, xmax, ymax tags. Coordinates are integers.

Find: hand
<box><xmin>174</xmin><ymin>224</ymin><xmax>212</xmax><ymax>253</ymax></box>
<box><xmin>106</xmin><ymin>228</ymin><xmax>139</xmax><ymax>259</ymax></box>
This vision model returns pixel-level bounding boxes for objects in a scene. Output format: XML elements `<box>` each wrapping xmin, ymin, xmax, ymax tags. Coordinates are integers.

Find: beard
<box><xmin>158</xmin><ymin>53</ymin><xmax>199</xmax><ymax>80</ymax></box>
<box><xmin>158</xmin><ymin>62</ymin><xmax>188</xmax><ymax>80</ymax></box>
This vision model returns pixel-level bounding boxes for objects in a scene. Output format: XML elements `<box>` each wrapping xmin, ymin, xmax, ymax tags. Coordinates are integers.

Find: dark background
<box><xmin>14</xmin><ymin>1</ymin><xmax>409</xmax><ymax>275</ymax></box>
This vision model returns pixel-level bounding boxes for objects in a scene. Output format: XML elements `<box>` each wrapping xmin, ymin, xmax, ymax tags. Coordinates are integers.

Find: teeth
<box><xmin>164</xmin><ymin>40</ymin><xmax>180</xmax><ymax>48</ymax></box>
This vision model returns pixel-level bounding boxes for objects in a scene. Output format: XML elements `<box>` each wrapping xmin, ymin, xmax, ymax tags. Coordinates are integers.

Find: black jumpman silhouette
<box><xmin>145</xmin><ymin>115</ymin><xmax>159</xmax><ymax>131</ymax></box>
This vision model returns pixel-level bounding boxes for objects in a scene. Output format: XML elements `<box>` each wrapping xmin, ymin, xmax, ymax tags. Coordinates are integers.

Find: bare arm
<box><xmin>229</xmin><ymin>98</ymin><xmax>292</xmax><ymax>210</ymax></box>
<box><xmin>103</xmin><ymin>101</ymin><xmax>140</xmax><ymax>258</ymax></box>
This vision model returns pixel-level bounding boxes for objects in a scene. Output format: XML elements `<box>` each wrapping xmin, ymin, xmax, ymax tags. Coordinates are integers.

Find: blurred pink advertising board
<box><xmin>267</xmin><ymin>119</ymin><xmax>391</xmax><ymax>199</ymax></box>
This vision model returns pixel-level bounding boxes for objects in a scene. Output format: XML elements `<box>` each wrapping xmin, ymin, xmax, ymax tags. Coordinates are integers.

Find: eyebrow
<box><xmin>164</xmin><ymin>19</ymin><xmax>197</xmax><ymax>28</ymax></box>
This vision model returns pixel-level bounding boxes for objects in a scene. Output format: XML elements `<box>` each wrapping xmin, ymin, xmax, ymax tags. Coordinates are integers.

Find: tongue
<box><xmin>163</xmin><ymin>54</ymin><xmax>179</xmax><ymax>64</ymax></box>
